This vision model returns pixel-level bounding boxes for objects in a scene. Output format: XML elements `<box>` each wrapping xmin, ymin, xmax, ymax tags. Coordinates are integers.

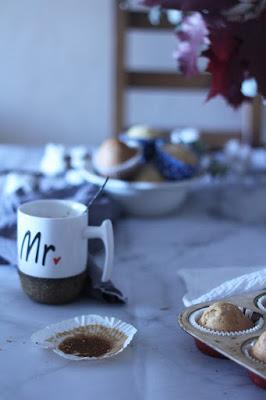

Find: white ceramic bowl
<box><xmin>80</xmin><ymin>166</ymin><xmax>205</xmax><ymax>217</ymax></box>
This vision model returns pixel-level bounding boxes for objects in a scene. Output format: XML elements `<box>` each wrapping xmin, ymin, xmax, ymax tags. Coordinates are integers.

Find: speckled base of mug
<box><xmin>18</xmin><ymin>270</ymin><xmax>87</xmax><ymax>305</ymax></box>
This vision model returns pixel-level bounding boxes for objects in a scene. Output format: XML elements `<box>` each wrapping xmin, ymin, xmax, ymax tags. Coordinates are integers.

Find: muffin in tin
<box><xmin>251</xmin><ymin>331</ymin><xmax>266</xmax><ymax>363</ymax></box>
<box><xmin>198</xmin><ymin>302</ymin><xmax>254</xmax><ymax>332</ymax></box>
<box><xmin>191</xmin><ymin>301</ymin><xmax>260</xmax><ymax>359</ymax></box>
<box><xmin>245</xmin><ymin>332</ymin><xmax>266</xmax><ymax>389</ymax></box>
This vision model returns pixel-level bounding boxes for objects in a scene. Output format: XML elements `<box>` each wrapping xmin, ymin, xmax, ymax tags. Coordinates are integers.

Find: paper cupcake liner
<box><xmin>242</xmin><ymin>338</ymin><xmax>266</xmax><ymax>366</ymax></box>
<box><xmin>256</xmin><ymin>294</ymin><xmax>266</xmax><ymax>313</ymax></box>
<box><xmin>31</xmin><ymin>314</ymin><xmax>137</xmax><ymax>361</ymax></box>
<box><xmin>189</xmin><ymin>307</ymin><xmax>264</xmax><ymax>337</ymax></box>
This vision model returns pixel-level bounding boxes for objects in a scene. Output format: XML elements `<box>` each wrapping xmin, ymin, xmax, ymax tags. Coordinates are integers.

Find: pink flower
<box><xmin>141</xmin><ymin>0</ymin><xmax>266</xmax><ymax>106</ymax></box>
<box><xmin>174</xmin><ymin>12</ymin><xmax>209</xmax><ymax>76</ymax></box>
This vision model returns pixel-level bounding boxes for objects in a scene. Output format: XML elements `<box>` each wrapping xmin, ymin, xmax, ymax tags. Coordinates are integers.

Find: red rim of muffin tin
<box><xmin>194</xmin><ymin>339</ymin><xmax>227</xmax><ymax>359</ymax></box>
<box><xmin>248</xmin><ymin>372</ymin><xmax>266</xmax><ymax>389</ymax></box>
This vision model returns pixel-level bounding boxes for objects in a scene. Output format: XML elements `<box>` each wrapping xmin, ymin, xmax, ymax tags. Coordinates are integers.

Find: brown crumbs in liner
<box><xmin>58</xmin><ymin>334</ymin><xmax>112</xmax><ymax>358</ymax></box>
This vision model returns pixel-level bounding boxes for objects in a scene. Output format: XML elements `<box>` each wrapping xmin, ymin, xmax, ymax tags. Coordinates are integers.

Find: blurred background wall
<box><xmin>0</xmin><ymin>0</ymin><xmax>258</xmax><ymax>146</ymax></box>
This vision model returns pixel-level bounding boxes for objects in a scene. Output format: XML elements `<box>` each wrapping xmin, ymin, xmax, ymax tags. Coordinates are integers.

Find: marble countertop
<box><xmin>1</xmin><ymin>194</ymin><xmax>266</xmax><ymax>400</ymax></box>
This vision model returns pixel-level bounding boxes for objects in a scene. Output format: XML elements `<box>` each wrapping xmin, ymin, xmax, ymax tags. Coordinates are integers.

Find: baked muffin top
<box><xmin>134</xmin><ymin>164</ymin><xmax>164</xmax><ymax>183</ymax></box>
<box><xmin>94</xmin><ymin>138</ymin><xmax>136</xmax><ymax>170</ymax></box>
<box><xmin>162</xmin><ymin>144</ymin><xmax>198</xmax><ymax>166</ymax></box>
<box><xmin>252</xmin><ymin>331</ymin><xmax>266</xmax><ymax>363</ymax></box>
<box><xmin>198</xmin><ymin>302</ymin><xmax>253</xmax><ymax>332</ymax></box>
<box><xmin>126</xmin><ymin>125</ymin><xmax>160</xmax><ymax>139</ymax></box>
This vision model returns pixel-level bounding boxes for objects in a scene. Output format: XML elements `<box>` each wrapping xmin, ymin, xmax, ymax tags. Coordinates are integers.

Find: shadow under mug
<box><xmin>17</xmin><ymin>199</ymin><xmax>114</xmax><ymax>304</ymax></box>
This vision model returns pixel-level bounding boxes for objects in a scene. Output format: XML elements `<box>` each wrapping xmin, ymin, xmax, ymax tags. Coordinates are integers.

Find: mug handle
<box><xmin>83</xmin><ymin>219</ymin><xmax>114</xmax><ymax>282</ymax></box>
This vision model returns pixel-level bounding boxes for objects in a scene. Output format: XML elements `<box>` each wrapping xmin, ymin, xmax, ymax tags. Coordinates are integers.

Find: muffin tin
<box><xmin>178</xmin><ymin>290</ymin><xmax>266</xmax><ymax>388</ymax></box>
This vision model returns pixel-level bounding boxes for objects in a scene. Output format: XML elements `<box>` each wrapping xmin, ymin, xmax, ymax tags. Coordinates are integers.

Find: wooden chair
<box><xmin>114</xmin><ymin>3</ymin><xmax>262</xmax><ymax>149</ymax></box>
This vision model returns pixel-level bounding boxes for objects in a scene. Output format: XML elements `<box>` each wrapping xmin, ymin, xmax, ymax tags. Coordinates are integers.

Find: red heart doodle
<box><xmin>53</xmin><ymin>257</ymin><xmax>61</xmax><ymax>265</ymax></box>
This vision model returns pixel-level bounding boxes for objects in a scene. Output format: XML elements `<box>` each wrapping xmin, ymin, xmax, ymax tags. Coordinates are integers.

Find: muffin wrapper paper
<box><xmin>256</xmin><ymin>294</ymin><xmax>266</xmax><ymax>313</ymax></box>
<box><xmin>31</xmin><ymin>314</ymin><xmax>137</xmax><ymax>360</ymax></box>
<box><xmin>189</xmin><ymin>307</ymin><xmax>264</xmax><ymax>337</ymax></box>
<box><xmin>242</xmin><ymin>338</ymin><xmax>266</xmax><ymax>366</ymax></box>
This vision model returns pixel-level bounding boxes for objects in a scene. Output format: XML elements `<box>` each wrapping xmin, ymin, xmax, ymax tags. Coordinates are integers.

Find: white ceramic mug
<box><xmin>17</xmin><ymin>199</ymin><xmax>114</xmax><ymax>281</ymax></box>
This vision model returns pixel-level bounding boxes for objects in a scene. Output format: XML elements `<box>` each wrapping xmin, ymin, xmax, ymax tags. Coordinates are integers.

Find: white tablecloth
<box><xmin>0</xmin><ymin>145</ymin><xmax>265</xmax><ymax>400</ymax></box>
